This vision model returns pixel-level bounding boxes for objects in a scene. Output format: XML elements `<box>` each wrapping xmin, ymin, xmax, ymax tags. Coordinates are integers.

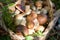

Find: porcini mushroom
<box><xmin>14</xmin><ymin>14</ymin><xmax>26</xmax><ymax>26</ymax></box>
<box><xmin>37</xmin><ymin>14</ymin><xmax>47</xmax><ymax>25</ymax></box>
<box><xmin>16</xmin><ymin>25</ymin><xmax>29</xmax><ymax>36</ymax></box>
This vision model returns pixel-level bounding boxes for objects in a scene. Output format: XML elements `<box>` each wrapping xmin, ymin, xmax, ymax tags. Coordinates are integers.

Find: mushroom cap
<box><xmin>16</xmin><ymin>25</ymin><xmax>29</xmax><ymax>36</ymax></box>
<box><xmin>37</xmin><ymin>14</ymin><xmax>47</xmax><ymax>25</ymax></box>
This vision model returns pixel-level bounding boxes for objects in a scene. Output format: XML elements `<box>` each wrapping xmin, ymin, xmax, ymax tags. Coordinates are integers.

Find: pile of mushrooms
<box><xmin>8</xmin><ymin>0</ymin><xmax>48</xmax><ymax>40</ymax></box>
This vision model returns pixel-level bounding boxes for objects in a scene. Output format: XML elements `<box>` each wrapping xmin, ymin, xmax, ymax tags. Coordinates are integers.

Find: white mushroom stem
<box><xmin>25</xmin><ymin>9</ymin><xmax>31</xmax><ymax>15</ymax></box>
<box><xmin>33</xmin><ymin>19</ymin><xmax>39</xmax><ymax>29</ymax></box>
<box><xmin>28</xmin><ymin>29</ymin><xmax>35</xmax><ymax>34</ymax></box>
<box><xmin>35</xmin><ymin>26</ymin><xmax>45</xmax><ymax>32</ymax></box>
<box><xmin>15</xmin><ymin>14</ymin><xmax>26</xmax><ymax>26</ymax></box>
<box><xmin>14</xmin><ymin>10</ymin><xmax>20</xmax><ymax>15</ymax></box>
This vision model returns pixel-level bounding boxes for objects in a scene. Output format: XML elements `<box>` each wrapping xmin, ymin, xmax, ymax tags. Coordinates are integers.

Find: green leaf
<box><xmin>25</xmin><ymin>36</ymin><xmax>33</xmax><ymax>40</ymax></box>
<box><xmin>32</xmin><ymin>31</ymin><xmax>43</xmax><ymax>37</ymax></box>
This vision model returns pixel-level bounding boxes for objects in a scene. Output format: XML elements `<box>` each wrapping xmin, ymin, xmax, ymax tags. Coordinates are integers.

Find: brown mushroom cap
<box><xmin>26</xmin><ymin>11</ymin><xmax>37</xmax><ymax>21</ymax></box>
<box><xmin>16</xmin><ymin>25</ymin><xmax>29</xmax><ymax>36</ymax></box>
<box><xmin>26</xmin><ymin>11</ymin><xmax>37</xmax><ymax>29</ymax></box>
<box><xmin>37</xmin><ymin>14</ymin><xmax>47</xmax><ymax>25</ymax></box>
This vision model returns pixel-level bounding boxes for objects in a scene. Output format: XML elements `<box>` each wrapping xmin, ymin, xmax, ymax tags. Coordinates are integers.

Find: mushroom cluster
<box><xmin>8</xmin><ymin>0</ymin><xmax>49</xmax><ymax>40</ymax></box>
<box><xmin>15</xmin><ymin>11</ymin><xmax>47</xmax><ymax>36</ymax></box>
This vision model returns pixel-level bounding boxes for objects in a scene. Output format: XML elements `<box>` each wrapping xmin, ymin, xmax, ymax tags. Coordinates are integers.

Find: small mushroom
<box><xmin>16</xmin><ymin>25</ymin><xmax>29</xmax><ymax>36</ymax></box>
<box><xmin>14</xmin><ymin>14</ymin><xmax>26</xmax><ymax>25</ymax></box>
<box><xmin>37</xmin><ymin>14</ymin><xmax>47</xmax><ymax>25</ymax></box>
